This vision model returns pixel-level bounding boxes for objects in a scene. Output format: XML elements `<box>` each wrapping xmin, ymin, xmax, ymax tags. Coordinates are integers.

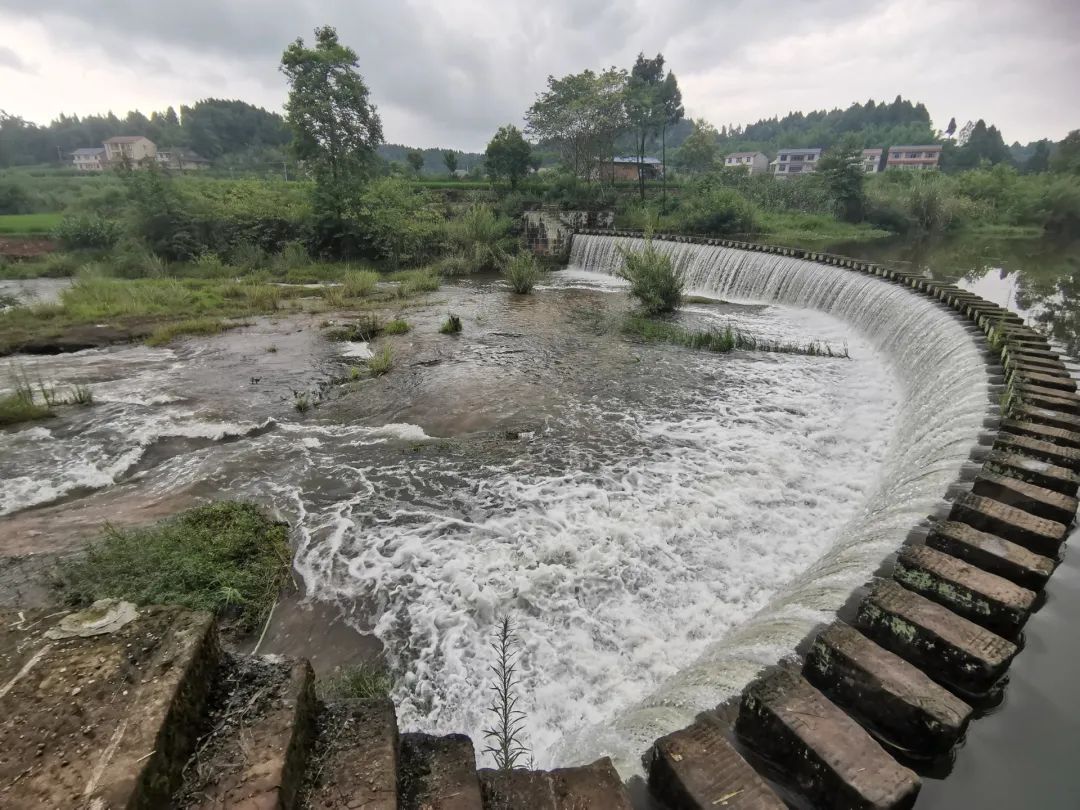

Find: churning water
<box><xmin>0</xmin><ymin>244</ymin><xmax>989</xmax><ymax>776</ymax></box>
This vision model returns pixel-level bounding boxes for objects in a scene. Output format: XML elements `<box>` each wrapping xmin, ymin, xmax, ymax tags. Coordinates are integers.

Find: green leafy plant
<box><xmin>440</xmin><ymin>314</ymin><xmax>462</xmax><ymax>334</ymax></box>
<box><xmin>617</xmin><ymin>240</ymin><xmax>684</xmax><ymax>315</ymax></box>
<box><xmin>367</xmin><ymin>345</ymin><xmax>393</xmax><ymax>376</ymax></box>
<box><xmin>502</xmin><ymin>252</ymin><xmax>542</xmax><ymax>294</ymax></box>
<box><xmin>482</xmin><ymin>616</ymin><xmax>531</xmax><ymax>771</ymax></box>
<box><xmin>383</xmin><ymin>318</ymin><xmax>410</xmax><ymax>335</ymax></box>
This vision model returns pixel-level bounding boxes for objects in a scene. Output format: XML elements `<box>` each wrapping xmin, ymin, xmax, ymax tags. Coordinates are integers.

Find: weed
<box><xmin>621</xmin><ymin>315</ymin><xmax>849</xmax><ymax>358</ymax></box>
<box><xmin>502</xmin><ymin>253</ymin><xmax>543</xmax><ymax>295</ymax></box>
<box><xmin>274</xmin><ymin>242</ymin><xmax>311</xmax><ymax>272</ymax></box>
<box><xmin>326</xmin><ymin>314</ymin><xmax>383</xmax><ymax>342</ymax></box>
<box><xmin>392</xmin><ymin>269</ymin><xmax>441</xmax><ymax>297</ymax></box>
<box><xmin>341</xmin><ymin>269</ymin><xmax>381</xmax><ymax>298</ymax></box>
<box><xmin>0</xmin><ymin>381</ymin><xmax>52</xmax><ymax>426</ymax></box>
<box><xmin>69</xmin><ymin>384</ymin><xmax>94</xmax><ymax>406</ymax></box>
<box><xmin>53</xmin><ymin>501</ymin><xmax>291</xmax><ymax>634</ymax></box>
<box><xmin>349</xmin><ymin>365</ymin><xmax>362</xmax><ymax>381</ymax></box>
<box><xmin>266</xmin><ymin>345</ymin><xmax>278</xmax><ymax>353</ymax></box>
<box><xmin>617</xmin><ymin>241</ymin><xmax>684</xmax><ymax>315</ymax></box>
<box><xmin>319</xmin><ymin>663</ymin><xmax>392</xmax><ymax>701</ymax></box>
<box><xmin>367</xmin><ymin>345</ymin><xmax>394</xmax><ymax>376</ymax></box>
<box><xmin>482</xmin><ymin>616</ymin><xmax>531</xmax><ymax>771</ymax></box>
<box><xmin>146</xmin><ymin>318</ymin><xmax>229</xmax><ymax>346</ymax></box>
<box><xmin>293</xmin><ymin>391</ymin><xmax>311</xmax><ymax>412</ymax></box>
<box><xmin>383</xmin><ymin>318</ymin><xmax>410</xmax><ymax>335</ymax></box>
<box><xmin>440</xmin><ymin>314</ymin><xmax>463</xmax><ymax>334</ymax></box>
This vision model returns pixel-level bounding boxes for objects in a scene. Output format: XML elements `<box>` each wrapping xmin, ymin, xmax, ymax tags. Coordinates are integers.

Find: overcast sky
<box><xmin>1</xmin><ymin>0</ymin><xmax>1076</xmax><ymax>151</ymax></box>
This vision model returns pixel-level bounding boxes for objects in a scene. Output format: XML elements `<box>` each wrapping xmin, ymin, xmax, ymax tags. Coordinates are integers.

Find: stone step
<box><xmin>0</xmin><ymin>602</ymin><xmax>218</xmax><ymax>810</ymax></box>
<box><xmin>1011</xmin><ymin>405</ymin><xmax>1080</xmax><ymax>434</ymax></box>
<box><xmin>303</xmin><ymin>698</ymin><xmax>399</xmax><ymax>809</ymax></box>
<box><xmin>400</xmin><ymin>733</ymin><xmax>483</xmax><ymax>810</ymax></box>
<box><xmin>893</xmin><ymin>545</ymin><xmax>1036</xmax><ymax>638</ymax></box>
<box><xmin>648</xmin><ymin>719</ymin><xmax>785</xmax><ymax>809</ymax></box>
<box><xmin>1006</xmin><ymin>346</ymin><xmax>1061</xmax><ymax>363</ymax></box>
<box><xmin>478</xmin><ymin>758</ymin><xmax>632</xmax><ymax>810</ymax></box>
<box><xmin>735</xmin><ymin>668</ymin><xmax>920</xmax><ymax>809</ymax></box>
<box><xmin>995</xmin><ymin>432</ymin><xmax>1080</xmax><ymax>473</ymax></box>
<box><xmin>1018</xmin><ymin>385</ymin><xmax>1080</xmax><ymax>415</ymax></box>
<box><xmin>1000</xmin><ymin>419</ymin><xmax>1080</xmax><ymax>451</ymax></box>
<box><xmin>1005</xmin><ymin>354</ymin><xmax>1069</xmax><ymax>374</ymax></box>
<box><xmin>972</xmin><ymin>470</ymin><xmax>1078</xmax><ymax>525</ymax></box>
<box><xmin>984</xmin><ymin>450</ymin><xmax>1080</xmax><ymax>497</ymax></box>
<box><xmin>803</xmin><ymin>622</ymin><xmax>971</xmax><ymax>756</ymax></box>
<box><xmin>856</xmin><ymin>580</ymin><xmax>1018</xmax><ymax>697</ymax></box>
<box><xmin>949</xmin><ymin>492</ymin><xmax>1068</xmax><ymax>557</ymax></box>
<box><xmin>179</xmin><ymin>657</ymin><xmax>315</xmax><ymax>810</ymax></box>
<box><xmin>1010</xmin><ymin>369</ymin><xmax>1077</xmax><ymax>393</ymax></box>
<box><xmin>925</xmin><ymin>520</ymin><xmax>1055</xmax><ymax>590</ymax></box>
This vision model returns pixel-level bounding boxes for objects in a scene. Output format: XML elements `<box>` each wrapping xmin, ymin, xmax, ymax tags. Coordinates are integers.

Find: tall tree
<box><xmin>443</xmin><ymin>150</ymin><xmax>458</xmax><ymax>177</ymax></box>
<box><xmin>816</xmin><ymin>137</ymin><xmax>866</xmax><ymax>222</ymax></box>
<box><xmin>626</xmin><ymin>53</ymin><xmax>665</xmax><ymax>199</ymax></box>
<box><xmin>485</xmin><ymin>125</ymin><xmax>532</xmax><ymax>189</ymax></box>
<box><xmin>280</xmin><ymin>26</ymin><xmax>383</xmax><ymax>222</ymax></box>
<box><xmin>1024</xmin><ymin>140</ymin><xmax>1051</xmax><ymax>174</ymax></box>
<box><xmin>945</xmin><ymin>117</ymin><xmax>957</xmax><ymax>138</ymax></box>
<box><xmin>525</xmin><ymin>68</ymin><xmax>627</xmax><ymax>180</ymax></box>
<box><xmin>1050</xmin><ymin>130</ymin><xmax>1080</xmax><ymax>174</ymax></box>
<box><xmin>406</xmin><ymin>148</ymin><xmax>424</xmax><ymax>173</ymax></box>
<box><xmin>675</xmin><ymin>119</ymin><xmax>718</xmax><ymax>174</ymax></box>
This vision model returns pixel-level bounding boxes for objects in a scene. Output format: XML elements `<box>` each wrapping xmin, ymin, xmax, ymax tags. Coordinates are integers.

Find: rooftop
<box><xmin>726</xmin><ymin>151</ymin><xmax>765</xmax><ymax>159</ymax></box>
<box><xmin>890</xmin><ymin>144</ymin><xmax>943</xmax><ymax>151</ymax></box>
<box><xmin>104</xmin><ymin>135</ymin><xmax>152</xmax><ymax>144</ymax></box>
<box><xmin>72</xmin><ymin>147</ymin><xmax>105</xmax><ymax>156</ymax></box>
<box><xmin>776</xmin><ymin>147</ymin><xmax>823</xmax><ymax>155</ymax></box>
<box><xmin>611</xmin><ymin>156</ymin><xmax>662</xmax><ymax>165</ymax></box>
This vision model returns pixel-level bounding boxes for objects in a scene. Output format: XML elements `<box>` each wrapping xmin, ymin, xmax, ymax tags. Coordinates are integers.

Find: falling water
<box><xmin>556</xmin><ymin>234</ymin><xmax>991</xmax><ymax>773</ymax></box>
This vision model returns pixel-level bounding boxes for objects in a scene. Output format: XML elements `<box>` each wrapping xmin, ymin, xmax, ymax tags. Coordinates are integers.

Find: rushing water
<box><xmin>0</xmin><ymin>246</ymin><xmax>988</xmax><ymax>775</ymax></box>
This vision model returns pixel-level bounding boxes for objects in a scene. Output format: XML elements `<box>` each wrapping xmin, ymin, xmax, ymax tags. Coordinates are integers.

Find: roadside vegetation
<box><xmin>53</xmin><ymin>500</ymin><xmax>291</xmax><ymax>635</ymax></box>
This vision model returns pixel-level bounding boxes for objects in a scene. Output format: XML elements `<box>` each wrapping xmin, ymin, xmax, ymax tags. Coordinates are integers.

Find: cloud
<box><xmin>0</xmin><ymin>0</ymin><xmax>1076</xmax><ymax>149</ymax></box>
<box><xmin>0</xmin><ymin>44</ymin><xmax>32</xmax><ymax>74</ymax></box>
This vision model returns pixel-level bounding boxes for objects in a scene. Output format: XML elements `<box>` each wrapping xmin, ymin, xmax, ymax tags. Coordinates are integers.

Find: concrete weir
<box><xmin>1</xmin><ymin>232</ymin><xmax>1077</xmax><ymax>809</ymax></box>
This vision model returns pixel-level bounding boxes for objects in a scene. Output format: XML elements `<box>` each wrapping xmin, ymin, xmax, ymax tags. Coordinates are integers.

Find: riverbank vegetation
<box><xmin>54</xmin><ymin>500</ymin><xmax>291</xmax><ymax>635</ymax></box>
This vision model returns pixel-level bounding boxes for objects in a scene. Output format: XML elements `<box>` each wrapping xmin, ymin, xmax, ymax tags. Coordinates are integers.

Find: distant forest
<box><xmin>0</xmin><ymin>94</ymin><xmax>1054</xmax><ymax>175</ymax></box>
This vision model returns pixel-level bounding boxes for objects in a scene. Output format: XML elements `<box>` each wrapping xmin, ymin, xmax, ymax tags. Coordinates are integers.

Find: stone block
<box><xmin>972</xmin><ymin>470</ymin><xmax>1078</xmax><ymax>525</ymax></box>
<box><xmin>925</xmin><ymin>520</ymin><xmax>1054</xmax><ymax>590</ymax></box>
<box><xmin>949</xmin><ymin>492</ymin><xmax>1067</xmax><ymax>557</ymax></box>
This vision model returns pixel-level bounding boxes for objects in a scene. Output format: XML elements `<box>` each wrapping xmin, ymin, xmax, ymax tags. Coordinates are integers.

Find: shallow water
<box><xmin>0</xmin><ymin>265</ymin><xmax>914</xmax><ymax>772</ymax></box>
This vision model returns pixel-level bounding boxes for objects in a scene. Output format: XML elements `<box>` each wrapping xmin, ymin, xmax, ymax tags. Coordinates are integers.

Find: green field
<box><xmin>0</xmin><ymin>213</ymin><xmax>63</xmax><ymax>235</ymax></box>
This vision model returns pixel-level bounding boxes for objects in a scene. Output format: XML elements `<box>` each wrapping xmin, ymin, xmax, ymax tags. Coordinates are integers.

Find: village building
<box><xmin>861</xmin><ymin>148</ymin><xmax>884</xmax><ymax>173</ymax></box>
<box><xmin>723</xmin><ymin>151</ymin><xmax>769</xmax><ymax>175</ymax></box>
<box><xmin>71</xmin><ymin>147</ymin><xmax>106</xmax><ymax>172</ymax></box>
<box><xmin>885</xmin><ymin>144</ymin><xmax>942</xmax><ymax>170</ymax></box>
<box><xmin>103</xmin><ymin>135</ymin><xmax>157</xmax><ymax>165</ymax></box>
<box><xmin>156</xmin><ymin>148</ymin><xmax>211</xmax><ymax>171</ymax></box>
<box><xmin>596</xmin><ymin>156</ymin><xmax>663</xmax><ymax>182</ymax></box>
<box><xmin>771</xmin><ymin>148</ymin><xmax>822</xmax><ymax>177</ymax></box>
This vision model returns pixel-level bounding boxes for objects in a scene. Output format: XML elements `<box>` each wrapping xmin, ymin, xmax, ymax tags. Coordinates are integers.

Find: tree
<box><xmin>280</xmin><ymin>25</ymin><xmax>383</xmax><ymax>223</ymax></box>
<box><xmin>816</xmin><ymin>137</ymin><xmax>866</xmax><ymax>222</ymax></box>
<box><xmin>675</xmin><ymin>119</ymin><xmax>718</xmax><ymax>174</ymax></box>
<box><xmin>658</xmin><ymin>69</ymin><xmax>684</xmax><ymax>206</ymax></box>
<box><xmin>406</xmin><ymin>149</ymin><xmax>424</xmax><ymax>174</ymax></box>
<box><xmin>485</xmin><ymin>125</ymin><xmax>532</xmax><ymax>189</ymax></box>
<box><xmin>945</xmin><ymin>117</ymin><xmax>957</xmax><ymax>138</ymax></box>
<box><xmin>624</xmin><ymin>53</ymin><xmax>683</xmax><ymax>201</ymax></box>
<box><xmin>443</xmin><ymin>150</ymin><xmax>458</xmax><ymax>177</ymax></box>
<box><xmin>525</xmin><ymin>68</ymin><xmax>627</xmax><ymax>180</ymax></box>
<box><xmin>1024</xmin><ymin>140</ymin><xmax>1051</xmax><ymax>174</ymax></box>
<box><xmin>1050</xmin><ymin>130</ymin><xmax>1080</xmax><ymax>175</ymax></box>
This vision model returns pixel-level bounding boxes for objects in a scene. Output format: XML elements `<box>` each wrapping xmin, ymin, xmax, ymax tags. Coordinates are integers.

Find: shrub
<box><xmin>357</xmin><ymin>177</ymin><xmax>444</xmax><ymax>267</ymax></box>
<box><xmin>273</xmin><ymin>242</ymin><xmax>311</xmax><ymax>272</ymax></box>
<box><xmin>230</xmin><ymin>242</ymin><xmax>269</xmax><ymax>271</ymax></box>
<box><xmin>367</xmin><ymin>345</ymin><xmax>394</xmax><ymax>376</ymax></box>
<box><xmin>446</xmin><ymin>204</ymin><xmax>511</xmax><ymax>272</ymax></box>
<box><xmin>440</xmin><ymin>314</ymin><xmax>463</xmax><ymax>334</ymax></box>
<box><xmin>502</xmin><ymin>252</ymin><xmax>542</xmax><ymax>294</ymax></box>
<box><xmin>393</xmin><ymin>268</ymin><xmax>441</xmax><ymax>297</ymax></box>
<box><xmin>53</xmin><ymin>214</ymin><xmax>121</xmax><ymax>250</ymax></box>
<box><xmin>340</xmin><ymin>269</ymin><xmax>380</xmax><ymax>298</ymax></box>
<box><xmin>617</xmin><ymin>241</ymin><xmax>683</xmax><ymax>315</ymax></box>
<box><xmin>319</xmin><ymin>663</ymin><xmax>391</xmax><ymax>701</ymax></box>
<box><xmin>434</xmin><ymin>252</ymin><xmax>474</xmax><ymax>276</ymax></box>
<box><xmin>54</xmin><ymin>501</ymin><xmax>291</xmax><ymax>634</ymax></box>
<box><xmin>0</xmin><ymin>383</ymin><xmax>52</xmax><ymax>426</ymax></box>
<box><xmin>383</xmin><ymin>318</ymin><xmax>410</xmax><ymax>335</ymax></box>
<box><xmin>677</xmin><ymin>184</ymin><xmax>759</xmax><ymax>235</ymax></box>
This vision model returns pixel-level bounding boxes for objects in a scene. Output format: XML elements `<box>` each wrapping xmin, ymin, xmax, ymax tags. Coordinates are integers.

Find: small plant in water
<box><xmin>349</xmin><ymin>365</ymin><xmax>362</xmax><ymax>381</ymax></box>
<box><xmin>367</xmin><ymin>345</ymin><xmax>393</xmax><ymax>376</ymax></box>
<box><xmin>617</xmin><ymin>240</ymin><xmax>684</xmax><ymax>315</ymax></box>
<box><xmin>440</xmin><ymin>314</ymin><xmax>463</xmax><ymax>334</ymax></box>
<box><xmin>293</xmin><ymin>391</ymin><xmax>311</xmax><ymax>412</ymax></box>
<box><xmin>482</xmin><ymin>616</ymin><xmax>531</xmax><ymax>772</ymax></box>
<box><xmin>383</xmin><ymin>318</ymin><xmax>410</xmax><ymax>335</ymax></box>
<box><xmin>502</xmin><ymin>252</ymin><xmax>542</xmax><ymax>294</ymax></box>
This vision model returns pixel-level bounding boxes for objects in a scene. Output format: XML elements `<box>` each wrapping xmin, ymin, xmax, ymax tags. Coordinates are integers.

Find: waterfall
<box><xmin>557</xmin><ymin>234</ymin><xmax>992</xmax><ymax>773</ymax></box>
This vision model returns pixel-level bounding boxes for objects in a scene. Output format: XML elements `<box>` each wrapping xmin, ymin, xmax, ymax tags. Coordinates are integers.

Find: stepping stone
<box><xmin>1011</xmin><ymin>405</ymin><xmax>1080</xmax><ymax>435</ymax></box>
<box><xmin>995</xmin><ymin>433</ymin><xmax>1080</xmax><ymax>472</ymax></box>
<box><xmin>0</xmin><ymin>605</ymin><xmax>218</xmax><ymax>810</ymax></box>
<box><xmin>1018</xmin><ymin>385</ymin><xmax>1080</xmax><ymax>415</ymax></box>
<box><xmin>478</xmin><ymin>758</ymin><xmax>632</xmax><ymax>810</ymax></box>
<box><xmin>972</xmin><ymin>470</ymin><xmax>1078</xmax><ymax>525</ymax></box>
<box><xmin>1011</xmin><ymin>369</ymin><xmax>1077</xmax><ymax>393</ymax></box>
<box><xmin>181</xmin><ymin>658</ymin><xmax>316</xmax><ymax>810</ymax></box>
<box><xmin>984</xmin><ymin>450</ymin><xmax>1080</xmax><ymax>497</ymax></box>
<box><xmin>803</xmin><ymin>622</ymin><xmax>971</xmax><ymax>756</ymax></box>
<box><xmin>304</xmin><ymin>699</ymin><xmax>399</xmax><ymax>809</ymax></box>
<box><xmin>1006</xmin><ymin>355</ymin><xmax>1070</xmax><ymax>375</ymax></box>
<box><xmin>400</xmin><ymin>733</ymin><xmax>482</xmax><ymax>810</ymax></box>
<box><xmin>1007</xmin><ymin>346</ymin><xmax>1061</xmax><ymax>363</ymax></box>
<box><xmin>1000</xmin><ymin>419</ymin><xmax>1080</xmax><ymax>451</ymax></box>
<box><xmin>894</xmin><ymin>545</ymin><xmax>1036</xmax><ymax>638</ymax></box>
<box><xmin>856</xmin><ymin>580</ymin><xmax>1017</xmax><ymax>696</ymax></box>
<box><xmin>949</xmin><ymin>492</ymin><xmax>1067</xmax><ymax>557</ymax></box>
<box><xmin>736</xmin><ymin>668</ymin><xmax>920</xmax><ymax>810</ymax></box>
<box><xmin>925</xmin><ymin>521</ymin><xmax>1055</xmax><ymax>590</ymax></box>
<box><xmin>648</xmin><ymin>719</ymin><xmax>785</xmax><ymax>809</ymax></box>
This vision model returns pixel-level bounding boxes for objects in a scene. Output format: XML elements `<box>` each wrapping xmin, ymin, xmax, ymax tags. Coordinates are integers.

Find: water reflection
<box><xmin>831</xmin><ymin>236</ymin><xmax>1080</xmax><ymax>356</ymax></box>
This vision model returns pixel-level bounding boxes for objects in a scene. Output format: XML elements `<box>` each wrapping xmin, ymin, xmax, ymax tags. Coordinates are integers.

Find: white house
<box><xmin>861</xmin><ymin>148</ymin><xmax>884</xmax><ymax>173</ymax></box>
<box><xmin>724</xmin><ymin>151</ymin><xmax>769</xmax><ymax>175</ymax></box>
<box><xmin>772</xmin><ymin>148</ymin><xmax>822</xmax><ymax>177</ymax></box>
<box><xmin>71</xmin><ymin>147</ymin><xmax>105</xmax><ymax>172</ymax></box>
<box><xmin>103</xmin><ymin>135</ymin><xmax>157</xmax><ymax>165</ymax></box>
<box><xmin>156</xmin><ymin>148</ymin><xmax>211</xmax><ymax>171</ymax></box>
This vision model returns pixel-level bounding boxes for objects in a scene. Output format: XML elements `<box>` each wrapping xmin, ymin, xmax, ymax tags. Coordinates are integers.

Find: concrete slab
<box><xmin>995</xmin><ymin>433</ymin><xmax>1080</xmax><ymax>472</ymax></box>
<box><xmin>736</xmin><ymin>668</ymin><xmax>920</xmax><ymax>809</ymax></box>
<box><xmin>949</xmin><ymin>492</ymin><xmax>1067</xmax><ymax>557</ymax></box>
<box><xmin>856</xmin><ymin>581</ymin><xmax>1018</xmax><ymax>696</ymax></box>
<box><xmin>478</xmin><ymin>758</ymin><xmax>632</xmax><ymax>810</ymax></box>
<box><xmin>999</xmin><ymin>420</ymin><xmax>1080</xmax><ymax>452</ymax></box>
<box><xmin>984</xmin><ymin>450</ymin><xmax>1080</xmax><ymax>497</ymax></box>
<box><xmin>1009</xmin><ymin>406</ymin><xmax>1080</xmax><ymax>436</ymax></box>
<box><xmin>972</xmin><ymin>471</ymin><xmax>1078</xmax><ymax>525</ymax></box>
<box><xmin>648</xmin><ymin>719</ymin><xmax>784</xmax><ymax>809</ymax></box>
<box><xmin>894</xmin><ymin>545</ymin><xmax>1036</xmax><ymax>638</ymax></box>
<box><xmin>804</xmin><ymin>622</ymin><xmax>971</xmax><ymax>756</ymax></box>
<box><xmin>303</xmin><ymin>699</ymin><xmax>399</xmax><ymax>809</ymax></box>
<box><xmin>400</xmin><ymin>733</ymin><xmax>483</xmax><ymax>810</ymax></box>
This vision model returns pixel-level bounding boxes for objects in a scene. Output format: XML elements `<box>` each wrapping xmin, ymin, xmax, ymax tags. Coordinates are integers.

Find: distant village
<box><xmin>70</xmin><ymin>136</ymin><xmax>210</xmax><ymax>172</ymax></box>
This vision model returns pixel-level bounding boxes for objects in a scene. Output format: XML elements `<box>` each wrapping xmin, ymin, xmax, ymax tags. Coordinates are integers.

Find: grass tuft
<box><xmin>391</xmin><ymin>269</ymin><xmax>441</xmax><ymax>297</ymax></box>
<box><xmin>0</xmin><ymin>384</ymin><xmax>52</xmax><ymax>426</ymax></box>
<box><xmin>53</xmin><ymin>501</ymin><xmax>291</xmax><ymax>634</ymax></box>
<box><xmin>622</xmin><ymin>315</ymin><xmax>849</xmax><ymax>357</ymax></box>
<box><xmin>502</xmin><ymin>253</ymin><xmax>543</xmax><ymax>294</ymax></box>
<box><xmin>382</xmin><ymin>318</ymin><xmax>410</xmax><ymax>335</ymax></box>
<box><xmin>439</xmin><ymin>314</ymin><xmax>462</xmax><ymax>334</ymax></box>
<box><xmin>367</xmin><ymin>345</ymin><xmax>394</xmax><ymax>376</ymax></box>
<box><xmin>146</xmin><ymin>317</ymin><xmax>229</xmax><ymax>346</ymax></box>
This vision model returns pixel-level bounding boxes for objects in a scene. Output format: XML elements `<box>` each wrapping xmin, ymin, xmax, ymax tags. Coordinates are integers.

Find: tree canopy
<box><xmin>485</xmin><ymin>125</ymin><xmax>532</xmax><ymax>188</ymax></box>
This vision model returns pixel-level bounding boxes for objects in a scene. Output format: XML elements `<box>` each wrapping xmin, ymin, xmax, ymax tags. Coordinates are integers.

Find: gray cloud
<box><xmin>0</xmin><ymin>44</ymin><xmax>32</xmax><ymax>73</ymax></box>
<box><xmin>0</xmin><ymin>0</ymin><xmax>1076</xmax><ymax>149</ymax></box>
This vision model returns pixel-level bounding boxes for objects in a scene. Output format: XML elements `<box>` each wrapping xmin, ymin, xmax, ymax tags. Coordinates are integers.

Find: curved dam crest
<box><xmin>556</xmin><ymin>234</ymin><xmax>991</xmax><ymax>773</ymax></box>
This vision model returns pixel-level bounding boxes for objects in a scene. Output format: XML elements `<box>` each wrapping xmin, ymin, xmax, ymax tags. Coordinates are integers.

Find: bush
<box><xmin>445</xmin><ymin>204</ymin><xmax>511</xmax><ymax>272</ymax></box>
<box><xmin>1035</xmin><ymin>178</ymin><xmax>1080</xmax><ymax>234</ymax></box>
<box><xmin>677</xmin><ymin>183</ymin><xmax>759</xmax><ymax>235</ymax></box>
<box><xmin>440</xmin><ymin>314</ymin><xmax>462</xmax><ymax>334</ymax></box>
<box><xmin>53</xmin><ymin>214</ymin><xmax>121</xmax><ymax>250</ymax></box>
<box><xmin>0</xmin><ymin>383</ymin><xmax>52</xmax><ymax>427</ymax></box>
<box><xmin>383</xmin><ymin>318</ymin><xmax>410</xmax><ymax>334</ymax></box>
<box><xmin>502</xmin><ymin>252</ymin><xmax>542</xmax><ymax>294</ymax></box>
<box><xmin>433</xmin><ymin>252</ymin><xmax>474</xmax><ymax>276</ymax></box>
<box><xmin>392</xmin><ymin>268</ymin><xmax>440</xmax><ymax>297</ymax></box>
<box><xmin>617</xmin><ymin>241</ymin><xmax>683</xmax><ymax>315</ymax></box>
<box><xmin>367</xmin><ymin>345</ymin><xmax>394</xmax><ymax>376</ymax></box>
<box><xmin>357</xmin><ymin>177</ymin><xmax>444</xmax><ymax>267</ymax></box>
<box><xmin>54</xmin><ymin>501</ymin><xmax>291</xmax><ymax>634</ymax></box>
<box><xmin>341</xmin><ymin>269</ymin><xmax>380</xmax><ymax>297</ymax></box>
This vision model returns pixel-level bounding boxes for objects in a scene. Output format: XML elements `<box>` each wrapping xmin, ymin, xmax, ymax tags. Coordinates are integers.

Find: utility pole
<box><xmin>282</xmin><ymin>161</ymin><xmax>288</xmax><ymax>181</ymax></box>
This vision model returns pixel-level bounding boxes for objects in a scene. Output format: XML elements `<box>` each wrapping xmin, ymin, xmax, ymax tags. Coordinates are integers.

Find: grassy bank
<box><xmin>622</xmin><ymin>314</ymin><xmax>849</xmax><ymax>357</ymax></box>
<box><xmin>54</xmin><ymin>501</ymin><xmax>291</xmax><ymax>635</ymax></box>
<box><xmin>0</xmin><ymin>212</ymin><xmax>63</xmax><ymax>235</ymax></box>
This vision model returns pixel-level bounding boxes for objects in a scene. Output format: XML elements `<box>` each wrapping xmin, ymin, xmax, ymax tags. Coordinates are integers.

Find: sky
<box><xmin>0</xmin><ymin>0</ymin><xmax>1077</xmax><ymax>151</ymax></box>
